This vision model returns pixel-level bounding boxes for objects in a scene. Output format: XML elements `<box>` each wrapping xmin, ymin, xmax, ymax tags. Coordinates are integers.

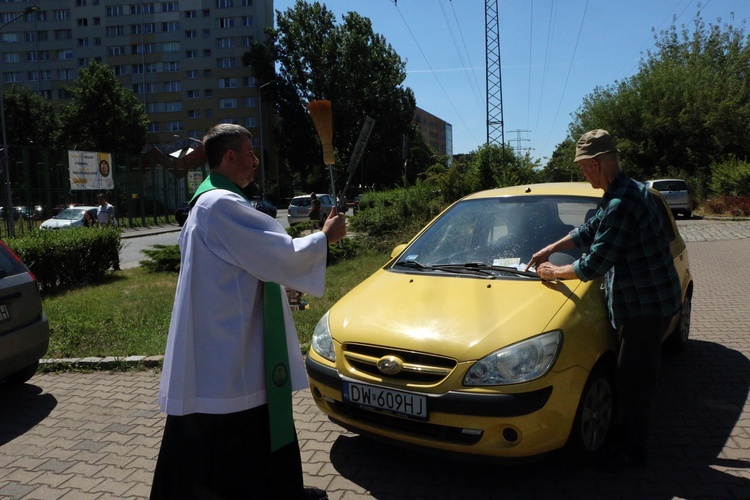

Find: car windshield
<box><xmin>55</xmin><ymin>208</ymin><xmax>86</xmax><ymax>220</ymax></box>
<box><xmin>392</xmin><ymin>195</ymin><xmax>599</xmax><ymax>276</ymax></box>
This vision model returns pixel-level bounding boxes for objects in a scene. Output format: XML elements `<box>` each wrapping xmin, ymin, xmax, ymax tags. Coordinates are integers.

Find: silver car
<box><xmin>287</xmin><ymin>194</ymin><xmax>335</xmax><ymax>225</ymax></box>
<box><xmin>0</xmin><ymin>240</ymin><xmax>49</xmax><ymax>385</ymax></box>
<box><xmin>645</xmin><ymin>179</ymin><xmax>693</xmax><ymax>218</ymax></box>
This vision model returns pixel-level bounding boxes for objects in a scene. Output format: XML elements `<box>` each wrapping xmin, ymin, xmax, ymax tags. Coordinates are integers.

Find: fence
<box><xmin>1</xmin><ymin>144</ymin><xmax>208</xmax><ymax>238</ymax></box>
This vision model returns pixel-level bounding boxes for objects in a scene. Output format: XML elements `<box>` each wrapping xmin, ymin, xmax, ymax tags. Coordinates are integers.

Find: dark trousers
<box><xmin>616</xmin><ymin>315</ymin><xmax>670</xmax><ymax>459</ymax></box>
<box><xmin>150</xmin><ymin>405</ymin><xmax>303</xmax><ymax>500</ymax></box>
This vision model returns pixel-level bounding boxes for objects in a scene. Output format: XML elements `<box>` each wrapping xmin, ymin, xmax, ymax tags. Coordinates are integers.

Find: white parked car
<box><xmin>40</xmin><ymin>206</ymin><xmax>98</xmax><ymax>230</ymax></box>
<box><xmin>645</xmin><ymin>179</ymin><xmax>693</xmax><ymax>218</ymax></box>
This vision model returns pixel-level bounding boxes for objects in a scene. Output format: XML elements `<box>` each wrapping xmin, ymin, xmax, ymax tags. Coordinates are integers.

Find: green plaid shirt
<box><xmin>571</xmin><ymin>173</ymin><xmax>682</xmax><ymax>328</ymax></box>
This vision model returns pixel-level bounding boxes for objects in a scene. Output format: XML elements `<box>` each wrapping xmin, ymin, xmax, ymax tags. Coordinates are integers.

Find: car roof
<box><xmin>461</xmin><ymin>182</ymin><xmax>604</xmax><ymax>201</ymax></box>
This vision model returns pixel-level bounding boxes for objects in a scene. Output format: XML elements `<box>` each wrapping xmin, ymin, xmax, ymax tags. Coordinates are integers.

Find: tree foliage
<box><xmin>248</xmin><ymin>0</ymin><xmax>420</xmax><ymax>193</ymax></box>
<box><xmin>548</xmin><ymin>13</ymin><xmax>750</xmax><ymax>197</ymax></box>
<box><xmin>3</xmin><ymin>85</ymin><xmax>60</xmax><ymax>150</ymax></box>
<box><xmin>58</xmin><ymin>62</ymin><xmax>148</xmax><ymax>155</ymax></box>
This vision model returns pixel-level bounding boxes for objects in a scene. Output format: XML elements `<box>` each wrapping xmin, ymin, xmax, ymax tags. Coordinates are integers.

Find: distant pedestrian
<box><xmin>309</xmin><ymin>192</ymin><xmax>321</xmax><ymax>229</ymax></box>
<box><xmin>95</xmin><ymin>193</ymin><xmax>116</xmax><ymax>227</ymax></box>
<box><xmin>337</xmin><ymin>191</ymin><xmax>348</xmax><ymax>214</ymax></box>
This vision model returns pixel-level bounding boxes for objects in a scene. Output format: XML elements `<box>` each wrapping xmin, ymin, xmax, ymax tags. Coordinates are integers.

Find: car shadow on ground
<box><xmin>329</xmin><ymin>339</ymin><xmax>750</xmax><ymax>499</ymax></box>
<box><xmin>0</xmin><ymin>384</ymin><xmax>57</xmax><ymax>447</ymax></box>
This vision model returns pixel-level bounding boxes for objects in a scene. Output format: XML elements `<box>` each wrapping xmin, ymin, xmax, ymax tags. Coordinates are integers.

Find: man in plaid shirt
<box><xmin>527</xmin><ymin>129</ymin><xmax>682</xmax><ymax>470</ymax></box>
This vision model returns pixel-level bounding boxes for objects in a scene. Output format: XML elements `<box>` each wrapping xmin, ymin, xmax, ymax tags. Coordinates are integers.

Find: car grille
<box><xmin>342</xmin><ymin>343</ymin><xmax>457</xmax><ymax>385</ymax></box>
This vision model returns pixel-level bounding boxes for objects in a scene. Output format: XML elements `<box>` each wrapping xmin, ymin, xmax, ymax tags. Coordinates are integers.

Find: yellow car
<box><xmin>306</xmin><ymin>182</ymin><xmax>693</xmax><ymax>459</ymax></box>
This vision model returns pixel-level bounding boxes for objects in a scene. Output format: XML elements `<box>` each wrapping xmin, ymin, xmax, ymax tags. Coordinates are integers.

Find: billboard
<box><xmin>68</xmin><ymin>150</ymin><xmax>114</xmax><ymax>190</ymax></box>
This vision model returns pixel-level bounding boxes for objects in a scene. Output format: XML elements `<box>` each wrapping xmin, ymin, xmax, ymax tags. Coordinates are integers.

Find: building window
<box><xmin>217</xmin><ymin>38</ymin><xmax>235</xmax><ymax>48</ymax></box>
<box><xmin>2</xmin><ymin>53</ymin><xmax>20</xmax><ymax>64</ymax></box>
<box><xmin>77</xmin><ymin>18</ymin><xmax>88</xmax><ymax>27</ymax></box>
<box><xmin>78</xmin><ymin>58</ymin><xmax>89</xmax><ymax>67</ymax></box>
<box><xmin>241</xmin><ymin>16</ymin><xmax>252</xmax><ymax>27</ymax></box>
<box><xmin>217</xmin><ymin>58</ymin><xmax>235</xmax><ymax>69</ymax></box>
<box><xmin>132</xmin><ymin>64</ymin><xmax>144</xmax><ymax>74</ymax></box>
<box><xmin>131</xmin><ymin>3</ymin><xmax>156</xmax><ymax>14</ymax></box>
<box><xmin>55</xmin><ymin>30</ymin><xmax>73</xmax><ymax>41</ymax></box>
<box><xmin>146</xmin><ymin>63</ymin><xmax>158</xmax><ymax>73</ymax></box>
<box><xmin>163</xmin><ymin>2</ymin><xmax>179</xmax><ymax>12</ymax></box>
<box><xmin>148</xmin><ymin>123</ymin><xmax>160</xmax><ymax>133</ymax></box>
<box><xmin>242</xmin><ymin>36</ymin><xmax>253</xmax><ymax>47</ymax></box>
<box><xmin>55</xmin><ymin>10</ymin><xmax>71</xmax><ymax>20</ymax></box>
<box><xmin>217</xmin><ymin>0</ymin><xmax>233</xmax><ymax>8</ymax></box>
<box><xmin>77</xmin><ymin>38</ymin><xmax>89</xmax><ymax>47</ymax></box>
<box><xmin>243</xmin><ymin>117</ymin><xmax>257</xmax><ymax>128</ymax></box>
<box><xmin>165</xmin><ymin>101</ymin><xmax>183</xmax><ymax>112</ymax></box>
<box><xmin>162</xmin><ymin>22</ymin><xmax>179</xmax><ymax>33</ymax></box>
<box><xmin>166</xmin><ymin>121</ymin><xmax>183</xmax><ymax>132</ymax></box>
<box><xmin>41</xmin><ymin>70</ymin><xmax>51</xmax><ymax>81</ymax></box>
<box><xmin>107</xmin><ymin>46</ymin><xmax>125</xmax><ymax>56</ymax></box>
<box><xmin>76</xmin><ymin>0</ymin><xmax>87</xmax><ymax>6</ymax></box>
<box><xmin>219</xmin><ymin>98</ymin><xmax>238</xmax><ymax>109</ymax></box>
<box><xmin>185</xmin><ymin>10</ymin><xmax>197</xmax><ymax>18</ymax></box>
<box><xmin>113</xmin><ymin>65</ymin><xmax>127</xmax><ymax>75</ymax></box>
<box><xmin>58</xmin><ymin>69</ymin><xmax>75</xmax><ymax>80</ymax></box>
<box><xmin>218</xmin><ymin>17</ymin><xmax>235</xmax><ymax>28</ymax></box>
<box><xmin>186</xmin><ymin>70</ymin><xmax>199</xmax><ymax>78</ymax></box>
<box><xmin>163</xmin><ymin>61</ymin><xmax>180</xmax><ymax>72</ymax></box>
<box><xmin>187</xmin><ymin>90</ymin><xmax>200</xmax><ymax>99</ymax></box>
<box><xmin>241</xmin><ymin>0</ymin><xmax>253</xmax><ymax>6</ymax></box>
<box><xmin>163</xmin><ymin>42</ymin><xmax>180</xmax><ymax>52</ymax></box>
<box><xmin>243</xmin><ymin>97</ymin><xmax>257</xmax><ymax>107</ymax></box>
<box><xmin>106</xmin><ymin>6</ymin><xmax>123</xmax><ymax>16</ymax></box>
<box><xmin>94</xmin><ymin>38</ymin><xmax>102</xmax><ymax>46</ymax></box>
<box><xmin>146</xmin><ymin>83</ymin><xmax>158</xmax><ymax>93</ymax></box>
<box><xmin>243</xmin><ymin>76</ymin><xmax>256</xmax><ymax>87</ymax></box>
<box><xmin>164</xmin><ymin>81</ymin><xmax>181</xmax><ymax>92</ymax></box>
<box><xmin>204</xmin><ymin>89</ymin><xmax>213</xmax><ymax>97</ymax></box>
<box><xmin>106</xmin><ymin>26</ymin><xmax>125</xmax><ymax>36</ymax></box>
<box><xmin>59</xmin><ymin>50</ymin><xmax>74</xmax><ymax>60</ymax></box>
<box><xmin>188</xmin><ymin>110</ymin><xmax>200</xmax><ymax>118</ymax></box>
<box><xmin>186</xmin><ymin>30</ymin><xmax>197</xmax><ymax>38</ymax></box>
<box><xmin>186</xmin><ymin>50</ymin><xmax>198</xmax><ymax>59</ymax></box>
<box><xmin>217</xmin><ymin>77</ymin><xmax>238</xmax><ymax>89</ymax></box>
<box><xmin>27</xmin><ymin>71</ymin><xmax>39</xmax><ymax>82</ymax></box>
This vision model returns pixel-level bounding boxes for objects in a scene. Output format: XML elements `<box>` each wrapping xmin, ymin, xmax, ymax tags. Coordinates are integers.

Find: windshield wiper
<box><xmin>394</xmin><ymin>260</ymin><xmax>494</xmax><ymax>277</ymax></box>
<box><xmin>393</xmin><ymin>260</ymin><xmax>430</xmax><ymax>270</ymax></box>
<box><xmin>449</xmin><ymin>262</ymin><xmax>539</xmax><ymax>278</ymax></box>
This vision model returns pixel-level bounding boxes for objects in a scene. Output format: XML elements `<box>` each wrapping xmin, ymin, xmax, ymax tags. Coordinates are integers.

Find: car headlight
<box><xmin>463</xmin><ymin>330</ymin><xmax>562</xmax><ymax>386</ymax></box>
<box><xmin>311</xmin><ymin>311</ymin><xmax>335</xmax><ymax>362</ymax></box>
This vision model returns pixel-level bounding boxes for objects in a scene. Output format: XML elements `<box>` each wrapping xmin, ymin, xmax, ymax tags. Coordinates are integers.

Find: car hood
<box><xmin>328</xmin><ymin>269</ymin><xmax>584</xmax><ymax>361</ymax></box>
<box><xmin>40</xmin><ymin>219</ymin><xmax>75</xmax><ymax>229</ymax></box>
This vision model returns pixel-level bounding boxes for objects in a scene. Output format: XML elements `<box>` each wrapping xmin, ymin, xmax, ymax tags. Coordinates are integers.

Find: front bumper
<box><xmin>306</xmin><ymin>355</ymin><xmax>588</xmax><ymax>458</ymax></box>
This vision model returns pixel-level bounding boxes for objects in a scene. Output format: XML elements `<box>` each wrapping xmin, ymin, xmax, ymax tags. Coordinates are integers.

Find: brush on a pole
<box><xmin>306</xmin><ymin>100</ymin><xmax>338</xmax><ymax>216</ymax></box>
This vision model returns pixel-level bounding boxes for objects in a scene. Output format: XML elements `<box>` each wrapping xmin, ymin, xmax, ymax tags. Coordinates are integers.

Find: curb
<box><xmin>40</xmin><ymin>355</ymin><xmax>164</xmax><ymax>370</ymax></box>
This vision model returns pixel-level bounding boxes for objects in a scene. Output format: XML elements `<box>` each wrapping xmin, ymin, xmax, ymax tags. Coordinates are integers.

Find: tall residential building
<box><xmin>0</xmin><ymin>0</ymin><xmax>272</xmax><ymax>149</ymax></box>
<box><xmin>413</xmin><ymin>106</ymin><xmax>453</xmax><ymax>158</ymax></box>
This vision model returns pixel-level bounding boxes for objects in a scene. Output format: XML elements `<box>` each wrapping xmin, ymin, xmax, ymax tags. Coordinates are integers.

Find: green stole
<box><xmin>191</xmin><ymin>173</ymin><xmax>295</xmax><ymax>452</ymax></box>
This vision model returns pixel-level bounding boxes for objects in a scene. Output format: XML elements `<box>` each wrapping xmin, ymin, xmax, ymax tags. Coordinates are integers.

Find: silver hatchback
<box><xmin>0</xmin><ymin>240</ymin><xmax>50</xmax><ymax>385</ymax></box>
<box><xmin>645</xmin><ymin>179</ymin><xmax>693</xmax><ymax>218</ymax></box>
<box><xmin>287</xmin><ymin>194</ymin><xmax>336</xmax><ymax>225</ymax></box>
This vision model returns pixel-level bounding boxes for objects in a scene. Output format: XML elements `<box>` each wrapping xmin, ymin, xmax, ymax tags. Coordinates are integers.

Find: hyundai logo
<box><xmin>376</xmin><ymin>355</ymin><xmax>404</xmax><ymax>375</ymax></box>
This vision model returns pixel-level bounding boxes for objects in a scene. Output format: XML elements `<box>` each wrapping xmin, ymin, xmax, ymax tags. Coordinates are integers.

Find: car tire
<box><xmin>3</xmin><ymin>361</ymin><xmax>40</xmax><ymax>385</ymax></box>
<box><xmin>567</xmin><ymin>365</ymin><xmax>615</xmax><ymax>459</ymax></box>
<box><xmin>665</xmin><ymin>293</ymin><xmax>691</xmax><ymax>353</ymax></box>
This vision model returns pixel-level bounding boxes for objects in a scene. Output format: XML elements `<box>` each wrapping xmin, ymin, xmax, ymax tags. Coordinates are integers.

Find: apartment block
<box><xmin>0</xmin><ymin>0</ymin><xmax>272</xmax><ymax>150</ymax></box>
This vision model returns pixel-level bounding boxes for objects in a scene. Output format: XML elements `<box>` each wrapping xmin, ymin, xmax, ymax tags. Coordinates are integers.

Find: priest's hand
<box><xmin>322</xmin><ymin>209</ymin><xmax>347</xmax><ymax>244</ymax></box>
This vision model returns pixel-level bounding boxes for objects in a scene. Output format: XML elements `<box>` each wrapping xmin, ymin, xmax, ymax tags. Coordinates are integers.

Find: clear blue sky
<box><xmin>273</xmin><ymin>0</ymin><xmax>749</xmax><ymax>162</ymax></box>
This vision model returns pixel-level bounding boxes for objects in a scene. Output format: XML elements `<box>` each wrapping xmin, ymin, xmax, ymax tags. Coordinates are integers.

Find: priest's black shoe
<box><xmin>302</xmin><ymin>487</ymin><xmax>328</xmax><ymax>499</ymax></box>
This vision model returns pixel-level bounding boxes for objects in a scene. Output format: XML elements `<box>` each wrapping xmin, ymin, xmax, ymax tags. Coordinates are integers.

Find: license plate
<box><xmin>0</xmin><ymin>304</ymin><xmax>9</xmax><ymax>322</ymax></box>
<box><xmin>343</xmin><ymin>381</ymin><xmax>428</xmax><ymax>420</ymax></box>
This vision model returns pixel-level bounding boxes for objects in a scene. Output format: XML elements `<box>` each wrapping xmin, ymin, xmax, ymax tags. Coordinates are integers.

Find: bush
<box><xmin>349</xmin><ymin>184</ymin><xmax>450</xmax><ymax>253</ymax></box>
<box><xmin>710</xmin><ymin>158</ymin><xmax>750</xmax><ymax>198</ymax></box>
<box><xmin>9</xmin><ymin>228</ymin><xmax>121</xmax><ymax>291</ymax></box>
<box><xmin>704</xmin><ymin>195</ymin><xmax>750</xmax><ymax>216</ymax></box>
<box><xmin>140</xmin><ymin>244</ymin><xmax>182</xmax><ymax>273</ymax></box>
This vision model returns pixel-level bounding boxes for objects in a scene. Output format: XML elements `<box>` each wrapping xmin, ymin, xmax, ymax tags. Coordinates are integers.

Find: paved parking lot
<box><xmin>1</xmin><ymin>219</ymin><xmax>749</xmax><ymax>499</ymax></box>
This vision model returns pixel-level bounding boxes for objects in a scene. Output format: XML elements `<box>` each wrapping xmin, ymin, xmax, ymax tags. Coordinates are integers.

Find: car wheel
<box><xmin>666</xmin><ymin>293</ymin><xmax>691</xmax><ymax>353</ymax></box>
<box><xmin>3</xmin><ymin>361</ymin><xmax>40</xmax><ymax>385</ymax></box>
<box><xmin>568</xmin><ymin>366</ymin><xmax>614</xmax><ymax>459</ymax></box>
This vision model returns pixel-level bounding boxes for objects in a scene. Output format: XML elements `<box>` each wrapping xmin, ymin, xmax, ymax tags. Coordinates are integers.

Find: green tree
<box><xmin>4</xmin><ymin>85</ymin><xmax>60</xmax><ymax>150</ymax></box>
<box><xmin>565</xmin><ymin>14</ymin><xmax>750</xmax><ymax>197</ymax></box>
<box><xmin>248</xmin><ymin>0</ymin><xmax>418</xmax><ymax>192</ymax></box>
<box><xmin>58</xmin><ymin>62</ymin><xmax>148</xmax><ymax>155</ymax></box>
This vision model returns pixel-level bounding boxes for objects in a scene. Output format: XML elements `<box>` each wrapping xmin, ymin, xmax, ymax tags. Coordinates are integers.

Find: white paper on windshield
<box><xmin>493</xmin><ymin>258</ymin><xmax>521</xmax><ymax>268</ymax></box>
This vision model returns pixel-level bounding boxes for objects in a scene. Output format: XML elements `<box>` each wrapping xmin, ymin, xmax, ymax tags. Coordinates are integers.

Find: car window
<box><xmin>395</xmin><ymin>196</ymin><xmax>598</xmax><ymax>270</ymax></box>
<box><xmin>290</xmin><ymin>197</ymin><xmax>311</xmax><ymax>207</ymax></box>
<box><xmin>652</xmin><ymin>181</ymin><xmax>687</xmax><ymax>192</ymax></box>
<box><xmin>0</xmin><ymin>243</ymin><xmax>28</xmax><ymax>278</ymax></box>
<box><xmin>56</xmin><ymin>208</ymin><xmax>85</xmax><ymax>220</ymax></box>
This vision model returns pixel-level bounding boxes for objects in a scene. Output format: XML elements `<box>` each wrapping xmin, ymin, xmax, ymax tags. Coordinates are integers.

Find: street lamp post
<box><xmin>1</xmin><ymin>6</ymin><xmax>40</xmax><ymax>237</ymax></box>
<box><xmin>257</xmin><ymin>81</ymin><xmax>273</xmax><ymax>199</ymax></box>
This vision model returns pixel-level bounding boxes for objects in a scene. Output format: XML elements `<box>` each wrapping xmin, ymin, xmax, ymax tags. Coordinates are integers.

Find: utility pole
<box><xmin>485</xmin><ymin>0</ymin><xmax>505</xmax><ymax>154</ymax></box>
<box><xmin>508</xmin><ymin>129</ymin><xmax>532</xmax><ymax>157</ymax></box>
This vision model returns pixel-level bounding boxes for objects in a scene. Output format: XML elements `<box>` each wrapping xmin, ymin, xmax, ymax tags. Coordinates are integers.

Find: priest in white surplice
<box><xmin>150</xmin><ymin>124</ymin><xmax>346</xmax><ymax>500</ymax></box>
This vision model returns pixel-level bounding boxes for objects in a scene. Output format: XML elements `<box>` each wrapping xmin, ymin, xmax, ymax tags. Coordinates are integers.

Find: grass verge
<box><xmin>41</xmin><ymin>252</ymin><xmax>389</xmax><ymax>359</ymax></box>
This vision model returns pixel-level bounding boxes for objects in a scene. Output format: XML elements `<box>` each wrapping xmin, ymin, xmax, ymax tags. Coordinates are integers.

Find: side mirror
<box><xmin>390</xmin><ymin>244</ymin><xmax>407</xmax><ymax>259</ymax></box>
